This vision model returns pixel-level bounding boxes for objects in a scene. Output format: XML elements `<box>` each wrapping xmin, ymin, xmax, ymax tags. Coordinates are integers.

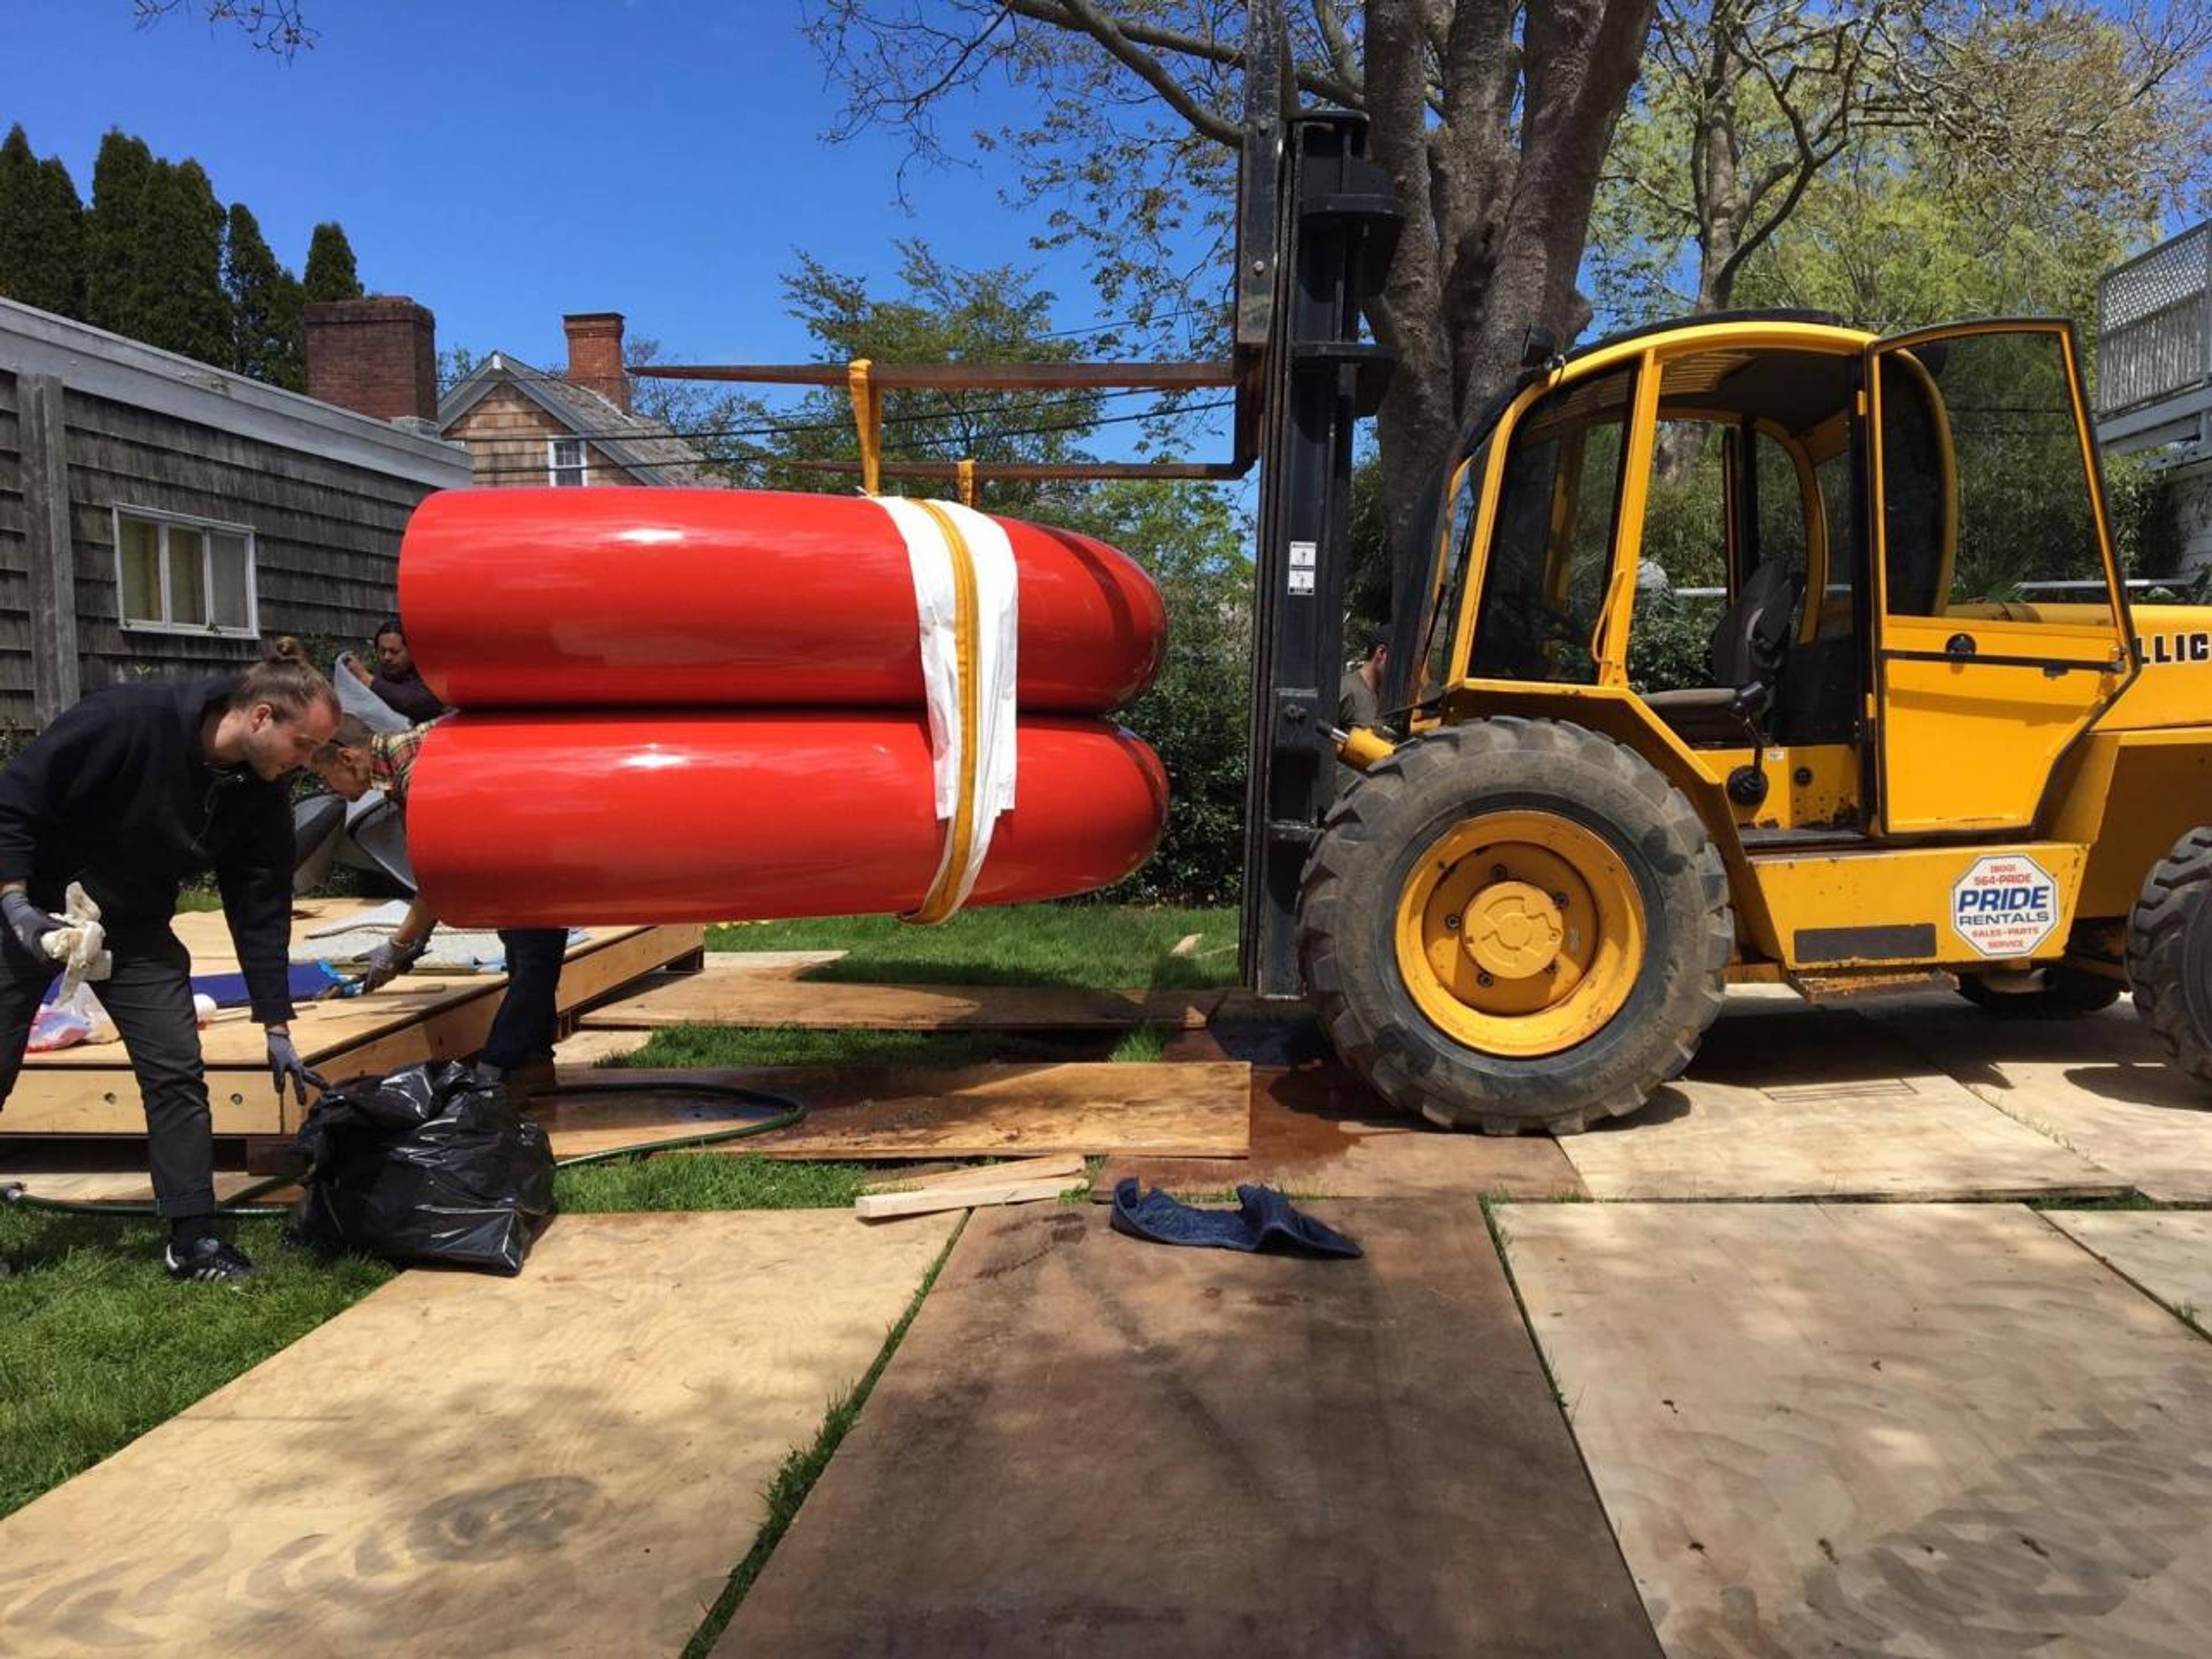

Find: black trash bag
<box><xmin>288</xmin><ymin>1060</ymin><xmax>555</xmax><ymax>1275</ymax></box>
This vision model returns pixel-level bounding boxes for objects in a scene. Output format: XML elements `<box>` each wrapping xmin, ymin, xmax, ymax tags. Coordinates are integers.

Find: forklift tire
<box><xmin>2126</xmin><ymin>825</ymin><xmax>2212</xmax><ymax>1088</ymax></box>
<box><xmin>1297</xmin><ymin>717</ymin><xmax>1732</xmax><ymax>1135</ymax></box>
<box><xmin>1955</xmin><ymin>968</ymin><xmax>2122</xmax><ymax>1018</ymax></box>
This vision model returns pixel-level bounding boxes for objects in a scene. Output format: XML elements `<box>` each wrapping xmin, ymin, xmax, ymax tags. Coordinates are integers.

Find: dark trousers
<box><xmin>480</xmin><ymin>928</ymin><xmax>566</xmax><ymax>1074</ymax></box>
<box><xmin>0</xmin><ymin>922</ymin><xmax>215</xmax><ymax>1218</ymax></box>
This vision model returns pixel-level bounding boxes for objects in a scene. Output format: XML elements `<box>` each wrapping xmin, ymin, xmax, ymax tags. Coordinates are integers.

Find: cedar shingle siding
<box><xmin>0</xmin><ymin>299</ymin><xmax>469</xmax><ymax>734</ymax></box>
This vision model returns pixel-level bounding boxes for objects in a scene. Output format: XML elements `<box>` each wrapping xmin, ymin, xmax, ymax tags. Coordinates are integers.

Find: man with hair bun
<box><xmin>0</xmin><ymin>638</ymin><xmax>341</xmax><ymax>1282</ymax></box>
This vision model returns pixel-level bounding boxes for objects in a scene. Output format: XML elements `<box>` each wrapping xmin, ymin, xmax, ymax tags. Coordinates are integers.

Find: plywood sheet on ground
<box><xmin>0</xmin><ymin>1168</ymin><xmax>287</xmax><ymax>1206</ymax></box>
<box><xmin>535</xmin><ymin>1061</ymin><xmax>1250</xmax><ymax>1161</ymax></box>
<box><xmin>2045</xmin><ymin>1209</ymin><xmax>2212</xmax><ymax>1325</ymax></box>
<box><xmin>701</xmin><ymin>949</ymin><xmax>848</xmax><ymax>977</ymax></box>
<box><xmin>1874</xmin><ymin>995</ymin><xmax>2212</xmax><ymax>1202</ymax></box>
<box><xmin>0</xmin><ymin>1210</ymin><xmax>954</xmax><ymax>1658</ymax></box>
<box><xmin>579</xmin><ymin>970</ymin><xmax>1224</xmax><ymax>1031</ymax></box>
<box><xmin>717</xmin><ymin>1201</ymin><xmax>1659</xmax><ymax>1658</ymax></box>
<box><xmin>1499</xmin><ymin>1201</ymin><xmax>2212</xmax><ymax>1659</ymax></box>
<box><xmin>1559</xmin><ymin>1001</ymin><xmax>2123</xmax><ymax>1200</ymax></box>
<box><xmin>1096</xmin><ymin>1060</ymin><xmax>1585</xmax><ymax>1199</ymax></box>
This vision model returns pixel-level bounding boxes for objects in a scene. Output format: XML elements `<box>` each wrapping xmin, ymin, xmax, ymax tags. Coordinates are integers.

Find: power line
<box><xmin>452</xmin><ymin>379</ymin><xmax>1223</xmax><ymax>450</ymax></box>
<box><xmin>456</xmin><ymin>395</ymin><xmax>1235</xmax><ymax>483</ymax></box>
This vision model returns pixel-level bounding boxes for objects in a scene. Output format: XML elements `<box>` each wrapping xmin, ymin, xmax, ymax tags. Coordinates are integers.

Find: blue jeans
<box><xmin>480</xmin><ymin>929</ymin><xmax>566</xmax><ymax>1074</ymax></box>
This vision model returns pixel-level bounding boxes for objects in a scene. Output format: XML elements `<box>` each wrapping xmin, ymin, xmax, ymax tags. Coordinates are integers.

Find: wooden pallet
<box><xmin>3</xmin><ymin>900</ymin><xmax>704</xmax><ymax>1138</ymax></box>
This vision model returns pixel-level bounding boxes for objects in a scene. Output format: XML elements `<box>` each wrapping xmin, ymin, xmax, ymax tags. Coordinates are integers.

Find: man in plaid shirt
<box><xmin>313</xmin><ymin>717</ymin><xmax>568</xmax><ymax>1086</ymax></box>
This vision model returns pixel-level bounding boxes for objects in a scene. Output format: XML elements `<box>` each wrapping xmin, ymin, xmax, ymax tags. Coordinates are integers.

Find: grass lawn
<box><xmin>605</xmin><ymin>1024</ymin><xmax>1059</xmax><ymax>1071</ymax></box>
<box><xmin>708</xmin><ymin>902</ymin><xmax>1240</xmax><ymax>989</ymax></box>
<box><xmin>0</xmin><ymin>1152</ymin><xmax>888</xmax><ymax>1524</ymax></box>
<box><xmin>0</xmin><ymin>1210</ymin><xmax>393</xmax><ymax>1520</ymax></box>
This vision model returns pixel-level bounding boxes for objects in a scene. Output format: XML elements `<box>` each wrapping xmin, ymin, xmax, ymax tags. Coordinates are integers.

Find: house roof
<box><xmin>438</xmin><ymin>352</ymin><xmax>725</xmax><ymax>486</ymax></box>
<box><xmin>0</xmin><ymin>297</ymin><xmax>470</xmax><ymax>490</ymax></box>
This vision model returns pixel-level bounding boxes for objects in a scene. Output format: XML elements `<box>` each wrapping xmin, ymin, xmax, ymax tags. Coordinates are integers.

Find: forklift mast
<box><xmin>1235</xmin><ymin>94</ymin><xmax>1402</xmax><ymax>995</ymax></box>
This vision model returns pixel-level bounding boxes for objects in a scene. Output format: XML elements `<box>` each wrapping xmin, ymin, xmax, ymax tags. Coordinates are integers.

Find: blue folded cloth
<box><xmin>1109</xmin><ymin>1176</ymin><xmax>1362</xmax><ymax>1257</ymax></box>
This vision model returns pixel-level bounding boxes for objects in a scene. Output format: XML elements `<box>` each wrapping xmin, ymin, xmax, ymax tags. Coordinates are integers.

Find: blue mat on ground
<box><xmin>1109</xmin><ymin>1176</ymin><xmax>1362</xmax><ymax>1257</ymax></box>
<box><xmin>192</xmin><ymin>962</ymin><xmax>347</xmax><ymax>1008</ymax></box>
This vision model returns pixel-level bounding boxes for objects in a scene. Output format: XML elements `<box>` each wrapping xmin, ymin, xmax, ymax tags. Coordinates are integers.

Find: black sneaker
<box><xmin>164</xmin><ymin>1237</ymin><xmax>257</xmax><ymax>1283</ymax></box>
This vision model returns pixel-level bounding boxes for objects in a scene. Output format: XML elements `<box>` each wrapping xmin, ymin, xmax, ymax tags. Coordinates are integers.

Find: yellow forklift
<box><xmin>1309</xmin><ymin>312</ymin><xmax>2212</xmax><ymax>1133</ymax></box>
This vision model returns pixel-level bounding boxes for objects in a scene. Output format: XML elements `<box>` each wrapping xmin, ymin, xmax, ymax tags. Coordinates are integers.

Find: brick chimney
<box><xmin>563</xmin><ymin>312</ymin><xmax>630</xmax><ymax>412</ymax></box>
<box><xmin>303</xmin><ymin>297</ymin><xmax>438</xmax><ymax>423</ymax></box>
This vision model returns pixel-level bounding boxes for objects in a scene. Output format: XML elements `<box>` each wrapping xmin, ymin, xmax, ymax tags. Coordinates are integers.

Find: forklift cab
<box><xmin>1402</xmin><ymin>316</ymin><xmax>2134</xmax><ymax>842</ymax></box>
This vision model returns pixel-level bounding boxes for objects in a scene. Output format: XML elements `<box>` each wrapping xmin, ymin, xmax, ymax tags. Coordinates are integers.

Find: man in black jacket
<box><xmin>0</xmin><ymin>641</ymin><xmax>340</xmax><ymax>1282</ymax></box>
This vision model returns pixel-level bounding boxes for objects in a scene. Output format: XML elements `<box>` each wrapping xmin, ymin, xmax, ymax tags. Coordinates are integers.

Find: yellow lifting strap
<box><xmin>956</xmin><ymin>457</ymin><xmax>978</xmax><ymax>508</ymax></box>
<box><xmin>904</xmin><ymin>497</ymin><xmax>984</xmax><ymax>926</ymax></box>
<box><xmin>847</xmin><ymin>358</ymin><xmax>884</xmax><ymax>496</ymax></box>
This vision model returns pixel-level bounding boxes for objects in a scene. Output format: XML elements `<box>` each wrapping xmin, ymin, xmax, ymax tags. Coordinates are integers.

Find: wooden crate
<box><xmin>3</xmin><ymin>900</ymin><xmax>704</xmax><ymax>1137</ymax></box>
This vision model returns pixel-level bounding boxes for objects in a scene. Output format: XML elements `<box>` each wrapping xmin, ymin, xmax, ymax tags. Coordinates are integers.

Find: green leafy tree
<box><xmin>222</xmin><ymin>202</ymin><xmax>305</xmax><ymax>388</ymax></box>
<box><xmin>1057</xmin><ymin>481</ymin><xmax>1253</xmax><ymax>904</ymax></box>
<box><xmin>0</xmin><ymin>124</ymin><xmax>86</xmax><ymax>317</ymax></box>
<box><xmin>435</xmin><ymin>343</ymin><xmax>482</xmax><ymax>398</ymax></box>
<box><xmin>302</xmin><ymin>220</ymin><xmax>362</xmax><ymax>301</ymax></box>
<box><xmin>83</xmin><ymin>129</ymin><xmax>156</xmax><ymax>334</ymax></box>
<box><xmin>1594</xmin><ymin>0</ymin><xmax>2212</xmax><ymax>327</ymax></box>
<box><xmin>748</xmin><ymin>240</ymin><xmax>1108</xmax><ymax>511</ymax></box>
<box><xmin>134</xmin><ymin>158</ymin><xmax>231</xmax><ymax>364</ymax></box>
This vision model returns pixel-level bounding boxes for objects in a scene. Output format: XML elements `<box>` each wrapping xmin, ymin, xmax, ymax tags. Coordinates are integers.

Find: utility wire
<box><xmin>458</xmin><ymin>396</ymin><xmax>1235</xmax><ymax>482</ymax></box>
<box><xmin>450</xmin><ymin>380</ymin><xmax>1215</xmax><ymax>450</ymax></box>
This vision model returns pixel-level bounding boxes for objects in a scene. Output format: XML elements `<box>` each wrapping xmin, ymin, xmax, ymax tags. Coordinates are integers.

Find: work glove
<box><xmin>358</xmin><ymin>937</ymin><xmax>428</xmax><ymax>993</ymax></box>
<box><xmin>1</xmin><ymin>890</ymin><xmax>63</xmax><ymax>960</ymax></box>
<box><xmin>266</xmin><ymin>1028</ymin><xmax>328</xmax><ymax>1105</ymax></box>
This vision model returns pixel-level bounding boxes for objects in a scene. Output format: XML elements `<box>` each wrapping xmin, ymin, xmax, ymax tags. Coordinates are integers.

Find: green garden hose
<box><xmin>0</xmin><ymin>1078</ymin><xmax>808</xmax><ymax>1220</ymax></box>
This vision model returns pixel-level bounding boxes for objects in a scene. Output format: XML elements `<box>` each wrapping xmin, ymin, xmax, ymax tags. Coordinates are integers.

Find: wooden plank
<box><xmin>716</xmin><ymin>1201</ymin><xmax>1661</xmax><ymax>1658</ymax></box>
<box><xmin>2044</xmin><ymin>1209</ymin><xmax>2212</xmax><ymax>1325</ymax></box>
<box><xmin>532</xmin><ymin>1061</ymin><xmax>1251</xmax><ymax>1161</ymax></box>
<box><xmin>580</xmin><ymin>971</ymin><xmax>1224</xmax><ymax>1032</ymax></box>
<box><xmin>1097</xmin><ymin>1060</ymin><xmax>1586</xmax><ymax>1200</ymax></box>
<box><xmin>0</xmin><ymin>1168</ymin><xmax>283</xmax><ymax>1206</ymax></box>
<box><xmin>1498</xmin><ymin>1202</ymin><xmax>2212</xmax><ymax>1658</ymax></box>
<box><xmin>701</xmin><ymin>949</ymin><xmax>849</xmax><ymax>978</ymax></box>
<box><xmin>5</xmin><ymin>926</ymin><xmax>704</xmax><ymax>1137</ymax></box>
<box><xmin>1558</xmin><ymin>999</ymin><xmax>2127</xmax><ymax>1201</ymax></box>
<box><xmin>854</xmin><ymin>1173</ymin><xmax>1077</xmax><ymax>1219</ymax></box>
<box><xmin>18</xmin><ymin>373</ymin><xmax>80</xmax><ymax>722</ymax></box>
<box><xmin>862</xmin><ymin>1153</ymin><xmax>1084</xmax><ymax>1192</ymax></box>
<box><xmin>1872</xmin><ymin>993</ymin><xmax>2212</xmax><ymax>1202</ymax></box>
<box><xmin>0</xmin><ymin>1211</ymin><xmax>956</xmax><ymax>1657</ymax></box>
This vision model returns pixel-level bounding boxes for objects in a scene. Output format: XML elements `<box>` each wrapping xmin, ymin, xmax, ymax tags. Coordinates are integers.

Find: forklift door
<box><xmin>1866</xmin><ymin>321</ymin><xmax>2133</xmax><ymax>836</ymax></box>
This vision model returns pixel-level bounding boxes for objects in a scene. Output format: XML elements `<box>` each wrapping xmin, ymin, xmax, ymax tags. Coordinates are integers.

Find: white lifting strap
<box><xmin>870</xmin><ymin>495</ymin><xmax>1018</xmax><ymax>923</ymax></box>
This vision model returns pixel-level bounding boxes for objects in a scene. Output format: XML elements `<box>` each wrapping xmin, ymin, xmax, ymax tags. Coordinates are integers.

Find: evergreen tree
<box><xmin>132</xmin><ymin>158</ymin><xmax>231</xmax><ymax>365</ymax></box>
<box><xmin>223</xmin><ymin>202</ymin><xmax>305</xmax><ymax>389</ymax></box>
<box><xmin>83</xmin><ymin>129</ymin><xmax>154</xmax><ymax>334</ymax></box>
<box><xmin>0</xmin><ymin>125</ymin><xmax>86</xmax><ymax>317</ymax></box>
<box><xmin>302</xmin><ymin>221</ymin><xmax>362</xmax><ymax>301</ymax></box>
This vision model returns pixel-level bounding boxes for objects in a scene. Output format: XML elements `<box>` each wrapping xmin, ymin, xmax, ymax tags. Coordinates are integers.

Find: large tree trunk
<box><xmin>1366</xmin><ymin>0</ymin><xmax>1656</xmax><ymax>551</ymax></box>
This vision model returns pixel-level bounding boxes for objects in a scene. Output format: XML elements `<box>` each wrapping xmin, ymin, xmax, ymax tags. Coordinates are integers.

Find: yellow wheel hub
<box><xmin>1394</xmin><ymin>810</ymin><xmax>1646</xmax><ymax>1059</ymax></box>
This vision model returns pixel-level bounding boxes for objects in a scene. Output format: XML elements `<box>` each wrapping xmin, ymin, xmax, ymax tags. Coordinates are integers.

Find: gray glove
<box><xmin>359</xmin><ymin>937</ymin><xmax>428</xmax><ymax>993</ymax></box>
<box><xmin>266</xmin><ymin>1029</ymin><xmax>328</xmax><ymax>1105</ymax></box>
<box><xmin>1</xmin><ymin>890</ymin><xmax>62</xmax><ymax>960</ymax></box>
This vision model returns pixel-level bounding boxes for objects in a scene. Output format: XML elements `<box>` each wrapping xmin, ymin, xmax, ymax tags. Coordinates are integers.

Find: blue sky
<box><xmin>2</xmin><ymin>1</ymin><xmax>1113</xmax><ymax>372</ymax></box>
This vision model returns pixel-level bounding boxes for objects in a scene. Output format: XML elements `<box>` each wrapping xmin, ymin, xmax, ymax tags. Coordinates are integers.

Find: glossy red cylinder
<box><xmin>400</xmin><ymin>488</ymin><xmax>1166</xmax><ymax>714</ymax></box>
<box><xmin>407</xmin><ymin>712</ymin><xmax>1168</xmax><ymax>927</ymax></box>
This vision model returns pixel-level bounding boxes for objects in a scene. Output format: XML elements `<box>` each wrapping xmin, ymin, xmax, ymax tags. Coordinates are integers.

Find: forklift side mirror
<box><xmin>1520</xmin><ymin>325</ymin><xmax>1558</xmax><ymax>369</ymax></box>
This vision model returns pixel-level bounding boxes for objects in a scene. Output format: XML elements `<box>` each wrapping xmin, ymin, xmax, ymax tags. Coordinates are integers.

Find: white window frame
<box><xmin>548</xmin><ymin>437</ymin><xmax>588</xmax><ymax>487</ymax></box>
<box><xmin>111</xmin><ymin>505</ymin><xmax>260</xmax><ymax>638</ymax></box>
